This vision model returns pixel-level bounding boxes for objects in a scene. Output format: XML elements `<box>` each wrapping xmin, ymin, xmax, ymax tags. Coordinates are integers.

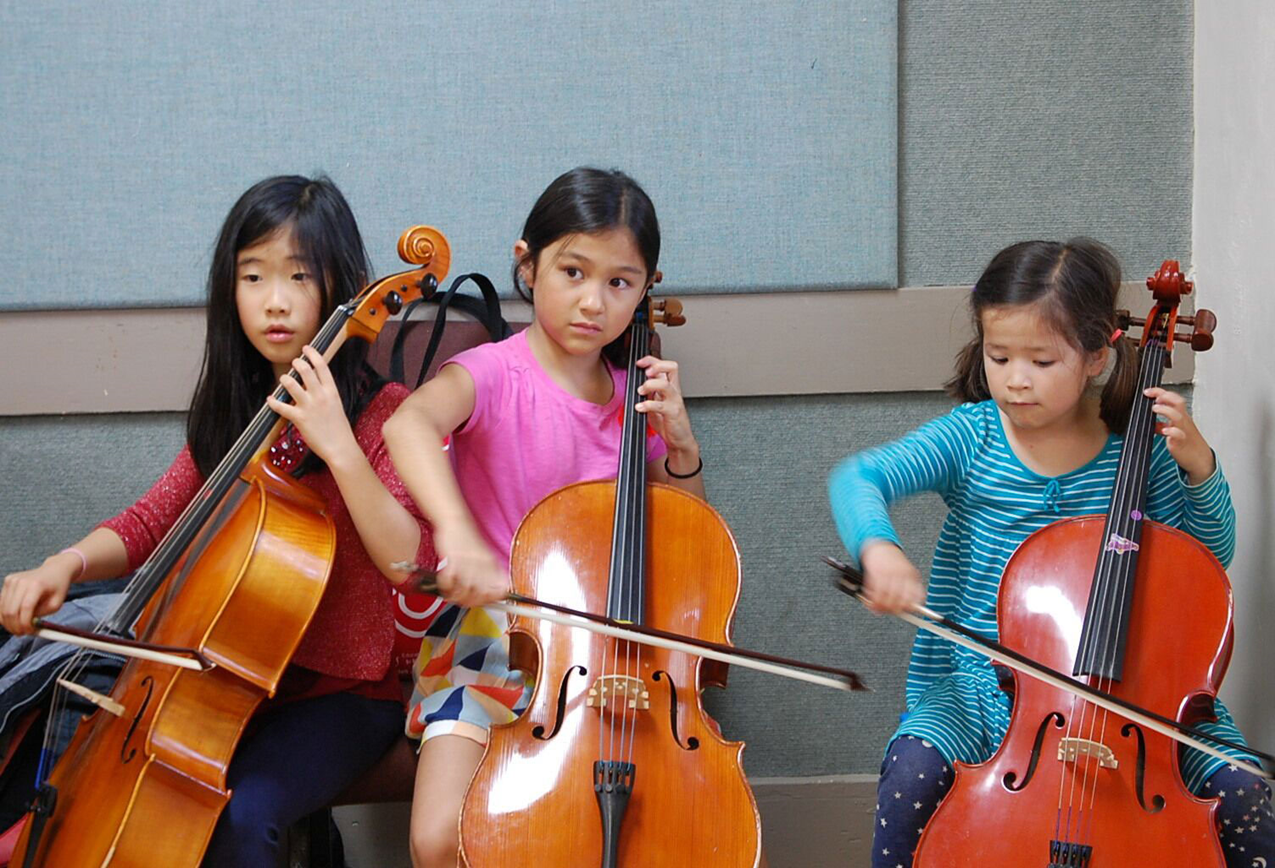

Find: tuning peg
<box><xmin>653</xmin><ymin>298</ymin><xmax>686</xmax><ymax>327</ymax></box>
<box><xmin>1175</xmin><ymin>307</ymin><xmax>1216</xmax><ymax>351</ymax></box>
<box><xmin>1116</xmin><ymin>310</ymin><xmax>1146</xmax><ymax>331</ymax></box>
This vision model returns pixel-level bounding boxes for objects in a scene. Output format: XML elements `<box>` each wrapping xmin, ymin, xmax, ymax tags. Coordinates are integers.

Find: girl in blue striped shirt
<box><xmin>829</xmin><ymin>239</ymin><xmax>1270</xmax><ymax>868</ymax></box>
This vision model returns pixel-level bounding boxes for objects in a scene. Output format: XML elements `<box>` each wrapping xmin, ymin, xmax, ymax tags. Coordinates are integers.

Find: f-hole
<box><xmin>1120</xmin><ymin>723</ymin><xmax>1166</xmax><ymax>813</ymax></box>
<box><xmin>532</xmin><ymin>665</ymin><xmax>586</xmax><ymax>740</ymax></box>
<box><xmin>1004</xmin><ymin>711</ymin><xmax>1065</xmax><ymax>791</ymax></box>
<box><xmin>653</xmin><ymin>671</ymin><xmax>698</xmax><ymax>751</ymax></box>
<box><xmin>121</xmin><ymin>676</ymin><xmax>155</xmax><ymax>764</ymax></box>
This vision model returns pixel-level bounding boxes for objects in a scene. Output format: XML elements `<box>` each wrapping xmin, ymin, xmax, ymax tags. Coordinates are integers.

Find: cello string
<box><xmin>1081</xmin><ymin>333</ymin><xmax>1164</xmax><ymax>847</ymax></box>
<box><xmin>1057</xmin><ymin>329</ymin><xmax>1161</xmax><ymax>851</ymax></box>
<box><xmin>607</xmin><ymin>311</ymin><xmax>644</xmax><ymax>772</ymax></box>
<box><xmin>105</xmin><ymin>309</ymin><xmax>349</xmax><ymax>635</ymax></box>
<box><xmin>620</xmin><ymin>314</ymin><xmax>649</xmax><ymax>771</ymax></box>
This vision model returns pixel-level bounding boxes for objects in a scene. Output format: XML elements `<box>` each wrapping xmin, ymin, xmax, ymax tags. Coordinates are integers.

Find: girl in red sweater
<box><xmin>0</xmin><ymin>175</ymin><xmax>433</xmax><ymax>866</ymax></box>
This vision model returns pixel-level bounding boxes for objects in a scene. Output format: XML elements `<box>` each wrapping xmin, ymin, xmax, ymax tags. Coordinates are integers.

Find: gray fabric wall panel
<box><xmin>900</xmin><ymin>0</ymin><xmax>1193</xmax><ymax>286</ymax></box>
<box><xmin>0</xmin><ymin>2</ymin><xmax>896</xmax><ymax>310</ymax></box>
<box><xmin>0</xmin><ymin>394</ymin><xmax>953</xmax><ymax>776</ymax></box>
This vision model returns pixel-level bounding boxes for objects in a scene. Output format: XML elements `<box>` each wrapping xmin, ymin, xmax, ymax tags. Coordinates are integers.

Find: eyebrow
<box><xmin>559</xmin><ymin>250</ymin><xmax>645</xmax><ymax>276</ymax></box>
<box><xmin>236</xmin><ymin>255</ymin><xmax>308</xmax><ymax>266</ymax></box>
<box><xmin>984</xmin><ymin>342</ymin><xmax>1058</xmax><ymax>353</ymax></box>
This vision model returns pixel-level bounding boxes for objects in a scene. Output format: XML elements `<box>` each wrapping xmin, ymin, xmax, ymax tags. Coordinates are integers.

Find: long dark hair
<box><xmin>513</xmin><ymin>167</ymin><xmax>661</xmax><ymax>366</ymax></box>
<box><xmin>946</xmin><ymin>238</ymin><xmax>1138</xmax><ymax>433</ymax></box>
<box><xmin>186</xmin><ymin>175</ymin><xmax>381</xmax><ymax>477</ymax></box>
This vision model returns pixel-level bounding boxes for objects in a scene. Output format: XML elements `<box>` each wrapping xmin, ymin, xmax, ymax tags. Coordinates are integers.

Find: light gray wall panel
<box><xmin>0</xmin><ymin>393</ymin><xmax>956</xmax><ymax>776</ymax></box>
<box><xmin>900</xmin><ymin>0</ymin><xmax>1193</xmax><ymax>286</ymax></box>
<box><xmin>0</xmin><ymin>414</ymin><xmax>186</xmax><ymax>573</ymax></box>
<box><xmin>0</xmin><ymin>1</ymin><xmax>896</xmax><ymax>310</ymax></box>
<box><xmin>692</xmin><ymin>392</ymin><xmax>950</xmax><ymax>775</ymax></box>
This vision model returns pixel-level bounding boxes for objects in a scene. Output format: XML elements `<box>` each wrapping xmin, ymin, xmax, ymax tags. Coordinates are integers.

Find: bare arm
<box><xmin>383</xmin><ymin>364</ymin><xmax>509</xmax><ymax>606</ymax></box>
<box><xmin>0</xmin><ymin>526</ymin><xmax>129</xmax><ymax>634</ymax></box>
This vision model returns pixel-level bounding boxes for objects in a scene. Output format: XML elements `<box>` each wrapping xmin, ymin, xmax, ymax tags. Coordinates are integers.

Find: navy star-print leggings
<box><xmin>872</xmin><ymin>735</ymin><xmax>1274</xmax><ymax>868</ymax></box>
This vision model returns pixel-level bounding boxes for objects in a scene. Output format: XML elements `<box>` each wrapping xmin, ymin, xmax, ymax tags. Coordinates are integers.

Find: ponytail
<box><xmin>1099</xmin><ymin>332</ymin><xmax>1139</xmax><ymax>434</ymax></box>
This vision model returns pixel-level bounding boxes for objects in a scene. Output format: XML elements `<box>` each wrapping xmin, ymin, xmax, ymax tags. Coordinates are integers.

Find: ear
<box><xmin>1085</xmin><ymin>345</ymin><xmax>1110</xmax><ymax>379</ymax></box>
<box><xmin>513</xmin><ymin>240</ymin><xmax>533</xmax><ymax>288</ymax></box>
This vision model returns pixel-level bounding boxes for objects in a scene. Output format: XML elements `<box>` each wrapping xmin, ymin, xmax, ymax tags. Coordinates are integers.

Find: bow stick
<box><xmin>824</xmin><ymin>555</ymin><xmax>1275</xmax><ymax>780</ymax></box>
<box><xmin>395</xmin><ymin>563</ymin><xmax>866</xmax><ymax>692</ymax></box>
<box><xmin>30</xmin><ymin>618</ymin><xmax>213</xmax><ymax>671</ymax></box>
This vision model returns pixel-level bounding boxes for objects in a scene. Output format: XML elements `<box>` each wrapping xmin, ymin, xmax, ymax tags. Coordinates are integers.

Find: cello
<box><xmin>12</xmin><ymin>226</ymin><xmax>450</xmax><ymax>867</ymax></box>
<box><xmin>909</xmin><ymin>261</ymin><xmax>1235</xmax><ymax>866</ymax></box>
<box><xmin>459</xmin><ymin>295</ymin><xmax>762</xmax><ymax>867</ymax></box>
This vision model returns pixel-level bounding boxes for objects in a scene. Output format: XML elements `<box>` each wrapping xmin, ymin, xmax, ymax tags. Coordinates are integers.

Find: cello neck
<box><xmin>1072</xmin><ymin>333</ymin><xmax>1168</xmax><ymax>680</ymax></box>
<box><xmin>605</xmin><ymin>300</ymin><xmax>653</xmax><ymax>625</ymax></box>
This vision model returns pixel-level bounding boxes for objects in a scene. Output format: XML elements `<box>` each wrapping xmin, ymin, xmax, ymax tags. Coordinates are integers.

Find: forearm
<box><xmin>325</xmin><ymin>446</ymin><xmax>424</xmax><ymax>582</ymax></box>
<box><xmin>828</xmin><ymin>455</ymin><xmax>900</xmax><ymax>564</ymax></box>
<box><xmin>663</xmin><ymin>441</ymin><xmax>706</xmax><ymax>500</ymax></box>
<box><xmin>1179</xmin><ymin>459</ymin><xmax>1236</xmax><ymax>567</ymax></box>
<box><xmin>50</xmin><ymin>527</ymin><xmax>129</xmax><ymax>583</ymax></box>
<box><xmin>384</xmin><ymin>411</ymin><xmax>482</xmax><ymax>539</ymax></box>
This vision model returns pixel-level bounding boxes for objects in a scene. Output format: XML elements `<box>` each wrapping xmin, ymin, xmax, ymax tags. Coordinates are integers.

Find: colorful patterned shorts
<box><xmin>405</xmin><ymin>602</ymin><xmax>532</xmax><ymax>746</ymax></box>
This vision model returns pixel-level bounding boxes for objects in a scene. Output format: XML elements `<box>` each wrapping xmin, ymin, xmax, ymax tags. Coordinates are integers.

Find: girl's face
<box><xmin>234</xmin><ymin>224</ymin><xmax>323</xmax><ymax>378</ymax></box>
<box><xmin>517</xmin><ymin>227</ymin><xmax>649</xmax><ymax>357</ymax></box>
<box><xmin>981</xmin><ymin>304</ymin><xmax>1107</xmax><ymax>432</ymax></box>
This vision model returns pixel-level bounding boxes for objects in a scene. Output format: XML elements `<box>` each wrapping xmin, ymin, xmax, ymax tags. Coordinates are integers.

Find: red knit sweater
<box><xmin>101</xmin><ymin>384</ymin><xmax>436</xmax><ymax>697</ymax></box>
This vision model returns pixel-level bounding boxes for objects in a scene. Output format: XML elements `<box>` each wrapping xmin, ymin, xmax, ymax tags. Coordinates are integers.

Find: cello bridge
<box><xmin>587</xmin><ymin>675</ymin><xmax>649</xmax><ymax>710</ymax></box>
<box><xmin>1057</xmin><ymin>737</ymin><xmax>1118</xmax><ymax>769</ymax></box>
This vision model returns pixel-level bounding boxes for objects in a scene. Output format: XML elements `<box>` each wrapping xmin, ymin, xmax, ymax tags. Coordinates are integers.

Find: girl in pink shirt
<box><xmin>0</xmin><ymin>175</ymin><xmax>432</xmax><ymax>866</ymax></box>
<box><xmin>385</xmin><ymin>167</ymin><xmax>706</xmax><ymax>868</ymax></box>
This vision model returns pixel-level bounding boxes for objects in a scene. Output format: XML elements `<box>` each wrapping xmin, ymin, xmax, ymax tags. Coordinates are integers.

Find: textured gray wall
<box><xmin>900</xmin><ymin>0</ymin><xmax>1193</xmax><ymax>286</ymax></box>
<box><xmin>0</xmin><ymin>2</ymin><xmax>895</xmax><ymax>308</ymax></box>
<box><xmin>0</xmin><ymin>394</ymin><xmax>954</xmax><ymax>776</ymax></box>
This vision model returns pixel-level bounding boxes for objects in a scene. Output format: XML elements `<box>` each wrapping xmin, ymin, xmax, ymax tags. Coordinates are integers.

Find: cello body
<box><xmin>461</xmin><ymin>481</ymin><xmax>760</xmax><ymax>867</ymax></box>
<box><xmin>913</xmin><ymin>517</ymin><xmax>1230</xmax><ymax>867</ymax></box>
<box><xmin>14</xmin><ymin>461</ymin><xmax>335</xmax><ymax>867</ymax></box>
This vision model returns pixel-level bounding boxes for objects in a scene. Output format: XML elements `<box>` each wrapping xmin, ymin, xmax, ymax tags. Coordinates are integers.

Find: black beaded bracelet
<box><xmin>664</xmin><ymin>455</ymin><xmax>703</xmax><ymax>479</ymax></box>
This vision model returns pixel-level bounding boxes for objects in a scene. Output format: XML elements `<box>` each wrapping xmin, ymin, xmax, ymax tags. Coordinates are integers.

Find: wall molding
<box><xmin>0</xmin><ymin>284</ymin><xmax>1188</xmax><ymax>416</ymax></box>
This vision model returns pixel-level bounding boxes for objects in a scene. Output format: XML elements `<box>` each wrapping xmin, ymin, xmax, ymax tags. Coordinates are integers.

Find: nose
<box><xmin>265</xmin><ymin>278</ymin><xmax>291</xmax><ymax>315</ymax></box>
<box><xmin>1006</xmin><ymin>363</ymin><xmax>1030</xmax><ymax>390</ymax></box>
<box><xmin>577</xmin><ymin>279</ymin><xmax>604</xmax><ymax>315</ymax></box>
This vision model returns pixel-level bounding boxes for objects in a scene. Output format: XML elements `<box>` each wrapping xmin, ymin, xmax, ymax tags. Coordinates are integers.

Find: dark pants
<box><xmin>201</xmin><ymin>691</ymin><xmax>403</xmax><ymax>868</ymax></box>
<box><xmin>872</xmin><ymin>735</ymin><xmax>1274</xmax><ymax>868</ymax></box>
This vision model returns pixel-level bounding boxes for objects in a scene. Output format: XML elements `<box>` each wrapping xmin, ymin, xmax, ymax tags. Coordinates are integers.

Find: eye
<box><xmin>240</xmin><ymin>272</ymin><xmax>262</xmax><ymax>283</ymax></box>
<box><xmin>987</xmin><ymin>355</ymin><xmax>1008</xmax><ymax>365</ymax></box>
<box><xmin>610</xmin><ymin>277</ymin><xmax>632</xmax><ymax>289</ymax></box>
<box><xmin>563</xmin><ymin>266</ymin><xmax>582</xmax><ymax>279</ymax></box>
<box><xmin>1033</xmin><ymin>360</ymin><xmax>1056</xmax><ymax>368</ymax></box>
<box><xmin>292</xmin><ymin>271</ymin><xmax>312</xmax><ymax>283</ymax></box>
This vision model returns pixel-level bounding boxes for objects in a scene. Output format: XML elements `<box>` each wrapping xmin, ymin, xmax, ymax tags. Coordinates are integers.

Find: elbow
<box><xmin>827</xmin><ymin>455</ymin><xmax>864</xmax><ymax>503</ymax></box>
<box><xmin>382</xmin><ymin>407</ymin><xmax>421</xmax><ymax>459</ymax></box>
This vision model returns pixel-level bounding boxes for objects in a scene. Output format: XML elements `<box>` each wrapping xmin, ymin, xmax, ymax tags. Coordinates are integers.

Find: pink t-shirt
<box><xmin>446</xmin><ymin>329</ymin><xmax>667</xmax><ymax>567</ymax></box>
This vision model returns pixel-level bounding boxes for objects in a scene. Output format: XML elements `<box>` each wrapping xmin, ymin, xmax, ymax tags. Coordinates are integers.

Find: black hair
<box><xmin>186</xmin><ymin>174</ymin><xmax>381</xmax><ymax>477</ymax></box>
<box><xmin>513</xmin><ymin>167</ymin><xmax>660</xmax><ymax>366</ymax></box>
<box><xmin>946</xmin><ymin>237</ymin><xmax>1138</xmax><ymax>433</ymax></box>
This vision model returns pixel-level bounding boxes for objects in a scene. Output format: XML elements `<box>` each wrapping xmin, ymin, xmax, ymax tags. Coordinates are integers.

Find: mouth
<box><xmin>265</xmin><ymin>326</ymin><xmax>295</xmax><ymax>344</ymax></box>
<box><xmin>569</xmin><ymin>321</ymin><xmax>603</xmax><ymax>334</ymax></box>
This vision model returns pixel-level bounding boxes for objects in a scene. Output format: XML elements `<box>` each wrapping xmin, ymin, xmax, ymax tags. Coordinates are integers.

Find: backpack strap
<box><xmin>387</xmin><ymin>272</ymin><xmax>512</xmax><ymax>389</ymax></box>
